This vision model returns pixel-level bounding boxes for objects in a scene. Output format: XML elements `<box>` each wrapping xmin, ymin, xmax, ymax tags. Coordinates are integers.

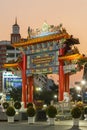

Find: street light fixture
<box><xmin>80</xmin><ymin>79</ymin><xmax>87</xmax><ymax>103</ymax></box>
<box><xmin>75</xmin><ymin>85</ymin><xmax>82</xmax><ymax>101</ymax></box>
<box><xmin>36</xmin><ymin>87</ymin><xmax>42</xmax><ymax>91</ymax></box>
<box><xmin>81</xmin><ymin>80</ymin><xmax>86</xmax><ymax>86</ymax></box>
<box><xmin>75</xmin><ymin>85</ymin><xmax>81</xmax><ymax>91</ymax></box>
<box><xmin>53</xmin><ymin>94</ymin><xmax>57</xmax><ymax>103</ymax></box>
<box><xmin>54</xmin><ymin>95</ymin><xmax>57</xmax><ymax>99</ymax></box>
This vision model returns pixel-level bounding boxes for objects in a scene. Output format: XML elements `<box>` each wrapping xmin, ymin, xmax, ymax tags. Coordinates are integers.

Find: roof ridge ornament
<box><xmin>27</xmin><ymin>22</ymin><xmax>67</xmax><ymax>39</ymax></box>
<box><xmin>41</xmin><ymin>21</ymin><xmax>50</xmax><ymax>32</ymax></box>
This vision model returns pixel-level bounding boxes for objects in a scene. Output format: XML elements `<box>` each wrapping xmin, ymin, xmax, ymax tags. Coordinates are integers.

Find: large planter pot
<box><xmin>71</xmin><ymin>106</ymin><xmax>81</xmax><ymax>127</ymax></box>
<box><xmin>27</xmin><ymin>106</ymin><xmax>36</xmax><ymax>124</ymax></box>
<box><xmin>48</xmin><ymin>118</ymin><xmax>55</xmax><ymax>125</ymax></box>
<box><xmin>7</xmin><ymin>116</ymin><xmax>14</xmax><ymax>123</ymax></box>
<box><xmin>73</xmin><ymin>118</ymin><xmax>79</xmax><ymax>127</ymax></box>
<box><xmin>46</xmin><ymin>105</ymin><xmax>57</xmax><ymax>118</ymax></box>
<box><xmin>46</xmin><ymin>105</ymin><xmax>57</xmax><ymax>125</ymax></box>
<box><xmin>28</xmin><ymin>117</ymin><xmax>35</xmax><ymax>124</ymax></box>
<box><xmin>6</xmin><ymin>106</ymin><xmax>16</xmax><ymax>123</ymax></box>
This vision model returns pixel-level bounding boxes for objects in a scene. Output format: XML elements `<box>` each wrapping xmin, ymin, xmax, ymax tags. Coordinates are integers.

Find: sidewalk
<box><xmin>15</xmin><ymin>120</ymin><xmax>87</xmax><ymax>127</ymax></box>
<box><xmin>55</xmin><ymin>120</ymin><xmax>87</xmax><ymax>127</ymax></box>
<box><xmin>0</xmin><ymin>119</ymin><xmax>87</xmax><ymax>127</ymax></box>
<box><xmin>0</xmin><ymin>120</ymin><xmax>87</xmax><ymax>130</ymax></box>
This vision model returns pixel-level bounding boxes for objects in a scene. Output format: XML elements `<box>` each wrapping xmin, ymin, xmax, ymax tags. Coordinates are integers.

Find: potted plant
<box><xmin>27</xmin><ymin>102</ymin><xmax>33</xmax><ymax>108</ymax></box>
<box><xmin>27</xmin><ymin>106</ymin><xmax>36</xmax><ymax>124</ymax></box>
<box><xmin>71</xmin><ymin>106</ymin><xmax>82</xmax><ymax>127</ymax></box>
<box><xmin>6</xmin><ymin>106</ymin><xmax>16</xmax><ymax>123</ymax></box>
<box><xmin>2</xmin><ymin>102</ymin><xmax>9</xmax><ymax>111</ymax></box>
<box><xmin>34</xmin><ymin>100</ymin><xmax>47</xmax><ymax>122</ymax></box>
<box><xmin>76</xmin><ymin>101</ymin><xmax>84</xmax><ymax>119</ymax></box>
<box><xmin>14</xmin><ymin>101</ymin><xmax>21</xmax><ymax>114</ymax></box>
<box><xmin>84</xmin><ymin>106</ymin><xmax>87</xmax><ymax>120</ymax></box>
<box><xmin>14</xmin><ymin>101</ymin><xmax>21</xmax><ymax>110</ymax></box>
<box><xmin>46</xmin><ymin>105</ymin><xmax>57</xmax><ymax>125</ymax></box>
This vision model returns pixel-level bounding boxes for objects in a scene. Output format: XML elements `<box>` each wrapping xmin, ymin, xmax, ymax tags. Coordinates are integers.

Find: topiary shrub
<box><xmin>14</xmin><ymin>101</ymin><xmax>21</xmax><ymax>110</ymax></box>
<box><xmin>46</xmin><ymin>105</ymin><xmax>57</xmax><ymax>118</ymax></box>
<box><xmin>71</xmin><ymin>106</ymin><xmax>82</xmax><ymax>119</ymax></box>
<box><xmin>76</xmin><ymin>101</ymin><xmax>84</xmax><ymax>112</ymax></box>
<box><xmin>2</xmin><ymin>102</ymin><xmax>9</xmax><ymax>109</ymax></box>
<box><xmin>27</xmin><ymin>102</ymin><xmax>33</xmax><ymax>108</ymax></box>
<box><xmin>27</xmin><ymin>106</ymin><xmax>36</xmax><ymax>117</ymax></box>
<box><xmin>6</xmin><ymin>106</ymin><xmax>16</xmax><ymax>117</ymax></box>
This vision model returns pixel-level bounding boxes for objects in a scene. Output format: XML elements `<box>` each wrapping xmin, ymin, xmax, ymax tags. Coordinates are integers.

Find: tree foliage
<box><xmin>9</xmin><ymin>87</ymin><xmax>22</xmax><ymax>101</ymax></box>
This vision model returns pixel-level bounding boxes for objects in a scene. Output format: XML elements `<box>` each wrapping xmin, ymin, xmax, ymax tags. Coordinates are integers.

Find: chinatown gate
<box><xmin>4</xmin><ymin>23</ymin><xmax>84</xmax><ymax>107</ymax></box>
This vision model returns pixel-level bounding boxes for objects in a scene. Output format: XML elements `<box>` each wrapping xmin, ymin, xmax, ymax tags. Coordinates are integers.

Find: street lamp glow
<box><xmin>77</xmin><ymin>94</ymin><xmax>81</xmax><ymax>97</ymax></box>
<box><xmin>81</xmin><ymin>80</ymin><xmax>86</xmax><ymax>85</ymax></box>
<box><xmin>36</xmin><ymin>87</ymin><xmax>42</xmax><ymax>91</ymax></box>
<box><xmin>75</xmin><ymin>86</ymin><xmax>81</xmax><ymax>91</ymax></box>
<box><xmin>54</xmin><ymin>95</ymin><xmax>57</xmax><ymax>98</ymax></box>
<box><xmin>0</xmin><ymin>93</ymin><xmax>3</xmax><ymax>96</ymax></box>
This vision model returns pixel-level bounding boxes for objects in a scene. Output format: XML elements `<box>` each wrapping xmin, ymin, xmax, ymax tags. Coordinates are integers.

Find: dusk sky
<box><xmin>0</xmin><ymin>0</ymin><xmax>87</xmax><ymax>86</ymax></box>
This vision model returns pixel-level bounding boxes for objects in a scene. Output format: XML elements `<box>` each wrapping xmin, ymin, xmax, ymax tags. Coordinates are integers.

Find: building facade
<box><xmin>0</xmin><ymin>19</ymin><xmax>21</xmax><ymax>92</ymax></box>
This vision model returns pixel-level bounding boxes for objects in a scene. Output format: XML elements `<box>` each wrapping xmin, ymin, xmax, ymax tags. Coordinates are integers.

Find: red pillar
<box><xmin>65</xmin><ymin>73</ymin><xmax>69</xmax><ymax>93</ymax></box>
<box><xmin>58</xmin><ymin>48</ymin><xmax>65</xmax><ymax>101</ymax></box>
<box><xmin>27</xmin><ymin>76</ymin><xmax>33</xmax><ymax>103</ymax></box>
<box><xmin>21</xmin><ymin>54</ymin><xmax>27</xmax><ymax>108</ymax></box>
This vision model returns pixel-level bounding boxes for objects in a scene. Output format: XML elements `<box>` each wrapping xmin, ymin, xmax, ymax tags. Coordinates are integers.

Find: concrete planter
<box><xmin>7</xmin><ymin>116</ymin><xmax>14</xmax><ymax>123</ymax></box>
<box><xmin>73</xmin><ymin>118</ymin><xmax>79</xmax><ymax>127</ymax></box>
<box><xmin>48</xmin><ymin>118</ymin><xmax>55</xmax><ymax>125</ymax></box>
<box><xmin>28</xmin><ymin>117</ymin><xmax>35</xmax><ymax>124</ymax></box>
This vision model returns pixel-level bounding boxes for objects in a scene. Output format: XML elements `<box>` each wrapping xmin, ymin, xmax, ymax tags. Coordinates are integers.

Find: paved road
<box><xmin>0</xmin><ymin>120</ymin><xmax>87</xmax><ymax>130</ymax></box>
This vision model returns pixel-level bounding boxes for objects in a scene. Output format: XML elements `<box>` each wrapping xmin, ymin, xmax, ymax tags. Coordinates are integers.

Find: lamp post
<box><xmin>35</xmin><ymin>87</ymin><xmax>42</xmax><ymax>100</ymax></box>
<box><xmin>75</xmin><ymin>85</ymin><xmax>82</xmax><ymax>101</ymax></box>
<box><xmin>75</xmin><ymin>80</ymin><xmax>87</xmax><ymax>102</ymax></box>
<box><xmin>80</xmin><ymin>80</ymin><xmax>86</xmax><ymax>103</ymax></box>
<box><xmin>54</xmin><ymin>94</ymin><xmax>57</xmax><ymax>103</ymax></box>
